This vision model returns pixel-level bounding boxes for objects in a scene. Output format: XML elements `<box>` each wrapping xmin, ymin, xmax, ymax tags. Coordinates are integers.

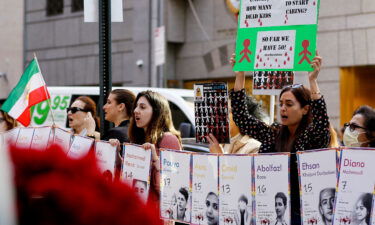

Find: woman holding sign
<box><xmin>129</xmin><ymin>90</ymin><xmax>182</xmax><ymax>200</ymax></box>
<box><xmin>231</xmin><ymin>53</ymin><xmax>330</xmax><ymax>225</ymax></box>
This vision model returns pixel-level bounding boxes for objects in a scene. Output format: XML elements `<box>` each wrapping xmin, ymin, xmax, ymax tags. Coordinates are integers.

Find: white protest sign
<box><xmin>160</xmin><ymin>150</ymin><xmax>191</xmax><ymax>223</ymax></box>
<box><xmin>95</xmin><ymin>141</ymin><xmax>117</xmax><ymax>181</ymax></box>
<box><xmin>298</xmin><ymin>149</ymin><xmax>338</xmax><ymax>225</ymax></box>
<box><xmin>333</xmin><ymin>149</ymin><xmax>375</xmax><ymax>225</ymax></box>
<box><xmin>239</xmin><ymin>0</ymin><xmax>318</xmax><ymax>28</ymax></box>
<box><xmin>121</xmin><ymin>144</ymin><xmax>152</xmax><ymax>203</ymax></box>
<box><xmin>191</xmin><ymin>154</ymin><xmax>218</xmax><ymax>225</ymax></box>
<box><xmin>53</xmin><ymin>128</ymin><xmax>72</xmax><ymax>153</ymax></box>
<box><xmin>30</xmin><ymin>127</ymin><xmax>53</xmax><ymax>151</ymax></box>
<box><xmin>67</xmin><ymin>135</ymin><xmax>94</xmax><ymax>159</ymax></box>
<box><xmin>154</xmin><ymin>26</ymin><xmax>166</xmax><ymax>66</ymax></box>
<box><xmin>84</xmin><ymin>0</ymin><xmax>123</xmax><ymax>22</ymax></box>
<box><xmin>219</xmin><ymin>155</ymin><xmax>253</xmax><ymax>225</ymax></box>
<box><xmin>15</xmin><ymin>127</ymin><xmax>35</xmax><ymax>150</ymax></box>
<box><xmin>254</xmin><ymin>153</ymin><xmax>290</xmax><ymax>225</ymax></box>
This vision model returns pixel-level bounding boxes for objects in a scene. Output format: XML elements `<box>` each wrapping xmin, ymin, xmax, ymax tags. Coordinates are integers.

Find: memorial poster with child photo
<box><xmin>194</xmin><ymin>83</ymin><xmax>229</xmax><ymax>144</ymax></box>
<box><xmin>254</xmin><ymin>153</ymin><xmax>290</xmax><ymax>225</ymax></box>
<box><xmin>95</xmin><ymin>141</ymin><xmax>117</xmax><ymax>181</ymax></box>
<box><xmin>191</xmin><ymin>154</ymin><xmax>219</xmax><ymax>225</ymax></box>
<box><xmin>219</xmin><ymin>155</ymin><xmax>253</xmax><ymax>225</ymax></box>
<box><xmin>30</xmin><ymin>127</ymin><xmax>53</xmax><ymax>151</ymax></box>
<box><xmin>333</xmin><ymin>149</ymin><xmax>375</xmax><ymax>225</ymax></box>
<box><xmin>121</xmin><ymin>144</ymin><xmax>152</xmax><ymax>203</ymax></box>
<box><xmin>253</xmin><ymin>71</ymin><xmax>294</xmax><ymax>95</ymax></box>
<box><xmin>160</xmin><ymin>149</ymin><xmax>192</xmax><ymax>223</ymax></box>
<box><xmin>297</xmin><ymin>149</ymin><xmax>338</xmax><ymax>225</ymax></box>
<box><xmin>234</xmin><ymin>0</ymin><xmax>320</xmax><ymax>71</ymax></box>
<box><xmin>15</xmin><ymin>127</ymin><xmax>35</xmax><ymax>150</ymax></box>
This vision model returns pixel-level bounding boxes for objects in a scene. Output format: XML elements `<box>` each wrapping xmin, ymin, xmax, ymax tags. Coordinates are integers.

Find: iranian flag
<box><xmin>1</xmin><ymin>58</ymin><xmax>50</xmax><ymax>127</ymax></box>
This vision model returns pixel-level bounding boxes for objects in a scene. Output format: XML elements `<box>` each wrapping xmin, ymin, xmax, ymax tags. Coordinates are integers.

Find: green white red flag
<box><xmin>1</xmin><ymin>58</ymin><xmax>50</xmax><ymax>126</ymax></box>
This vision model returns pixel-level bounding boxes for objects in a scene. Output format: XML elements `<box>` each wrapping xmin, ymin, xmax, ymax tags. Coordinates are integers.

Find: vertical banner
<box><xmin>53</xmin><ymin>128</ymin><xmax>72</xmax><ymax>153</ymax></box>
<box><xmin>121</xmin><ymin>144</ymin><xmax>152</xmax><ymax>203</ymax></box>
<box><xmin>333</xmin><ymin>149</ymin><xmax>375</xmax><ymax>225</ymax></box>
<box><xmin>254</xmin><ymin>153</ymin><xmax>290</xmax><ymax>225</ymax></box>
<box><xmin>234</xmin><ymin>0</ymin><xmax>320</xmax><ymax>71</ymax></box>
<box><xmin>160</xmin><ymin>150</ymin><xmax>192</xmax><ymax>223</ymax></box>
<box><xmin>253</xmin><ymin>71</ymin><xmax>294</xmax><ymax>95</ymax></box>
<box><xmin>219</xmin><ymin>155</ymin><xmax>253</xmax><ymax>225</ymax></box>
<box><xmin>67</xmin><ymin>135</ymin><xmax>94</xmax><ymax>159</ymax></box>
<box><xmin>15</xmin><ymin>127</ymin><xmax>35</xmax><ymax>150</ymax></box>
<box><xmin>154</xmin><ymin>26</ymin><xmax>166</xmax><ymax>66</ymax></box>
<box><xmin>191</xmin><ymin>154</ymin><xmax>219</xmax><ymax>225</ymax></box>
<box><xmin>297</xmin><ymin>149</ymin><xmax>338</xmax><ymax>225</ymax></box>
<box><xmin>194</xmin><ymin>83</ymin><xmax>229</xmax><ymax>144</ymax></box>
<box><xmin>95</xmin><ymin>141</ymin><xmax>117</xmax><ymax>181</ymax></box>
<box><xmin>30</xmin><ymin>127</ymin><xmax>53</xmax><ymax>151</ymax></box>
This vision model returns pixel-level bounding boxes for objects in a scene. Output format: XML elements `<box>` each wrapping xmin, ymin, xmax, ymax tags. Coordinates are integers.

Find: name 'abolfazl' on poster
<box><xmin>254</xmin><ymin>153</ymin><xmax>290</xmax><ymax>225</ymax></box>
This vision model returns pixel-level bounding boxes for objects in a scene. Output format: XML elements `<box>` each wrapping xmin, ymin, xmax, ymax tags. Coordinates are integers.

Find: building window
<box><xmin>46</xmin><ymin>0</ymin><xmax>64</xmax><ymax>16</ymax></box>
<box><xmin>71</xmin><ymin>0</ymin><xmax>84</xmax><ymax>12</ymax></box>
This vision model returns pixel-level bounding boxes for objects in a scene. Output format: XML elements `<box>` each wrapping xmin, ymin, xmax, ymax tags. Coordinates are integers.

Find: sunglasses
<box><xmin>66</xmin><ymin>107</ymin><xmax>88</xmax><ymax>114</ymax></box>
<box><xmin>0</xmin><ymin>118</ymin><xmax>4</xmax><ymax>123</ymax></box>
<box><xmin>344</xmin><ymin>122</ymin><xmax>367</xmax><ymax>132</ymax></box>
<box><xmin>285</xmin><ymin>83</ymin><xmax>303</xmax><ymax>89</ymax></box>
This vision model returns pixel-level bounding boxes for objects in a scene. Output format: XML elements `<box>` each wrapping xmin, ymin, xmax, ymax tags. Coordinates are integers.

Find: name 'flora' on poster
<box><xmin>194</xmin><ymin>83</ymin><xmax>229</xmax><ymax>144</ymax></box>
<box><xmin>254</xmin><ymin>153</ymin><xmax>290</xmax><ymax>225</ymax></box>
<box><xmin>94</xmin><ymin>141</ymin><xmax>117</xmax><ymax>181</ymax></box>
<box><xmin>333</xmin><ymin>149</ymin><xmax>375</xmax><ymax>225</ymax></box>
<box><xmin>30</xmin><ymin>127</ymin><xmax>53</xmax><ymax>151</ymax></box>
<box><xmin>297</xmin><ymin>149</ymin><xmax>337</xmax><ymax>225</ymax></box>
<box><xmin>191</xmin><ymin>154</ymin><xmax>219</xmax><ymax>225</ymax></box>
<box><xmin>67</xmin><ymin>135</ymin><xmax>94</xmax><ymax>159</ymax></box>
<box><xmin>121</xmin><ymin>144</ymin><xmax>152</xmax><ymax>203</ymax></box>
<box><xmin>160</xmin><ymin>149</ymin><xmax>192</xmax><ymax>223</ymax></box>
<box><xmin>219</xmin><ymin>155</ymin><xmax>253</xmax><ymax>225</ymax></box>
<box><xmin>15</xmin><ymin>127</ymin><xmax>35</xmax><ymax>150</ymax></box>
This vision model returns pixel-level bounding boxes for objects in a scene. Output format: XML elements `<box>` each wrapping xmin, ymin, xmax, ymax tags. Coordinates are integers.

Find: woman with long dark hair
<box><xmin>129</xmin><ymin>90</ymin><xmax>182</xmax><ymax>200</ymax></box>
<box><xmin>230</xmin><ymin>53</ymin><xmax>330</xmax><ymax>224</ymax></box>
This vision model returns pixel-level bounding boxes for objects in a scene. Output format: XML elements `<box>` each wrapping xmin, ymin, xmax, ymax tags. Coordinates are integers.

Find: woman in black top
<box><xmin>102</xmin><ymin>89</ymin><xmax>136</xmax><ymax>143</ymax></box>
<box><xmin>231</xmin><ymin>53</ymin><xmax>330</xmax><ymax>225</ymax></box>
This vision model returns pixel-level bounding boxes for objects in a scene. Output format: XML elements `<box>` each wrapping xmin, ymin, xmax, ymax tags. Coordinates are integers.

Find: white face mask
<box><xmin>343</xmin><ymin>127</ymin><xmax>366</xmax><ymax>147</ymax></box>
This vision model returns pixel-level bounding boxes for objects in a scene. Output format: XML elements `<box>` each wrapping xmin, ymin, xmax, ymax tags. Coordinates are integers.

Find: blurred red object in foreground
<box><xmin>9</xmin><ymin>144</ymin><xmax>162</xmax><ymax>225</ymax></box>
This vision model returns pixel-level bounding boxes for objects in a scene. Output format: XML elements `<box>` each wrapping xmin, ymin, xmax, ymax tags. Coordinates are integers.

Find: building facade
<box><xmin>9</xmin><ymin>0</ymin><xmax>375</xmax><ymax>129</ymax></box>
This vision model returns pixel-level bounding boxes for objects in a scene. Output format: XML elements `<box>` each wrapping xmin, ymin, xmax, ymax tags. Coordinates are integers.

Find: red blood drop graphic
<box><xmin>260</xmin><ymin>58</ymin><xmax>263</xmax><ymax>62</ymax></box>
<box><xmin>287</xmin><ymin>57</ymin><xmax>290</xmax><ymax>61</ymax></box>
<box><xmin>256</xmin><ymin>63</ymin><xmax>259</xmax><ymax>68</ymax></box>
<box><xmin>285</xmin><ymin>52</ymin><xmax>288</xmax><ymax>56</ymax></box>
<box><xmin>263</xmin><ymin>63</ymin><xmax>266</xmax><ymax>66</ymax></box>
<box><xmin>284</xmin><ymin>61</ymin><xmax>286</xmax><ymax>65</ymax></box>
<box><xmin>275</xmin><ymin>59</ymin><xmax>278</xmax><ymax>62</ymax></box>
<box><xmin>257</xmin><ymin>55</ymin><xmax>259</xmax><ymax>59</ymax></box>
<box><xmin>290</xmin><ymin>46</ymin><xmax>293</xmax><ymax>51</ymax></box>
<box><xmin>260</xmin><ymin>22</ymin><xmax>263</xmax><ymax>26</ymax></box>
